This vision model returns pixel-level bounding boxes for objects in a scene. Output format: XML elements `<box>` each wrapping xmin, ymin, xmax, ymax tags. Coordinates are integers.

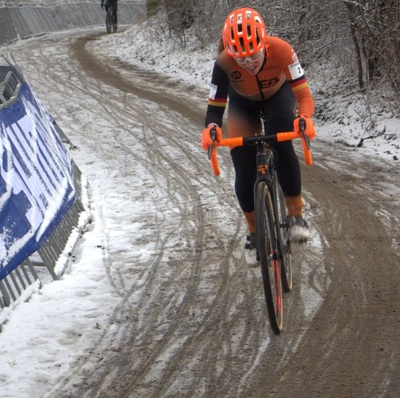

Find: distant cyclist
<box><xmin>201</xmin><ymin>7</ymin><xmax>317</xmax><ymax>264</ymax></box>
<box><xmin>101</xmin><ymin>0</ymin><xmax>118</xmax><ymax>24</ymax></box>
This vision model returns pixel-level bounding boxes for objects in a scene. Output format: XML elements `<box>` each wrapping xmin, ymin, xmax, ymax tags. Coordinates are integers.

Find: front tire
<box><xmin>255</xmin><ymin>181</ymin><xmax>283</xmax><ymax>334</ymax></box>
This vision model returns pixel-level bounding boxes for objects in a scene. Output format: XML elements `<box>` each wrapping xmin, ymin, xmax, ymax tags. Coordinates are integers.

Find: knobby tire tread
<box><xmin>255</xmin><ymin>181</ymin><xmax>283</xmax><ymax>334</ymax></box>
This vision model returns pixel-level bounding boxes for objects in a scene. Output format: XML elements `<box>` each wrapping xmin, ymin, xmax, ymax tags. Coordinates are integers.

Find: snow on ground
<box><xmin>0</xmin><ymin>13</ymin><xmax>399</xmax><ymax>398</ymax></box>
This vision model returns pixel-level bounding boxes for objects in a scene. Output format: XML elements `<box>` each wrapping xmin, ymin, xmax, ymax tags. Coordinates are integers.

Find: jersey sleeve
<box><xmin>289</xmin><ymin>76</ymin><xmax>315</xmax><ymax>118</ymax></box>
<box><xmin>204</xmin><ymin>61</ymin><xmax>229</xmax><ymax>128</ymax></box>
<box><xmin>281</xmin><ymin>46</ymin><xmax>315</xmax><ymax>118</ymax></box>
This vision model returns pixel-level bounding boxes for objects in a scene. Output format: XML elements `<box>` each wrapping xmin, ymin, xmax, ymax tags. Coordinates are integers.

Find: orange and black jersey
<box><xmin>205</xmin><ymin>36</ymin><xmax>315</xmax><ymax>127</ymax></box>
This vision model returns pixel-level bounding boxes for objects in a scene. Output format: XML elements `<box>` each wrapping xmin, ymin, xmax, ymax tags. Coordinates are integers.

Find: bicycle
<box><xmin>105</xmin><ymin>2</ymin><xmax>117</xmax><ymax>34</ymax></box>
<box><xmin>207</xmin><ymin>118</ymin><xmax>312</xmax><ymax>334</ymax></box>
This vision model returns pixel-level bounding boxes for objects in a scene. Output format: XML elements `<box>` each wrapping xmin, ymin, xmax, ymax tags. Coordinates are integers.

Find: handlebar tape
<box><xmin>277</xmin><ymin>131</ymin><xmax>312</xmax><ymax>166</ymax></box>
<box><xmin>301</xmin><ymin>139</ymin><xmax>313</xmax><ymax>166</ymax></box>
<box><xmin>210</xmin><ymin>147</ymin><xmax>220</xmax><ymax>176</ymax></box>
<box><xmin>210</xmin><ymin>137</ymin><xmax>244</xmax><ymax>176</ymax></box>
<box><xmin>216</xmin><ymin>137</ymin><xmax>244</xmax><ymax>148</ymax></box>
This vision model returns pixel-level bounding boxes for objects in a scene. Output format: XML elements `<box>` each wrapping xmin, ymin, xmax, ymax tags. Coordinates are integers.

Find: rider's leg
<box><xmin>262</xmin><ymin>82</ymin><xmax>304</xmax><ymax>218</ymax></box>
<box><xmin>284</xmin><ymin>195</ymin><xmax>303</xmax><ymax>218</ymax></box>
<box><xmin>230</xmin><ymin>144</ymin><xmax>259</xmax><ymax>263</ymax></box>
<box><xmin>263</xmin><ymin>83</ymin><xmax>310</xmax><ymax>241</ymax></box>
<box><xmin>113</xmin><ymin>1</ymin><xmax>118</xmax><ymax>23</ymax></box>
<box><xmin>230</xmin><ymin>145</ymin><xmax>257</xmax><ymax>232</ymax></box>
<box><xmin>227</xmin><ymin>92</ymin><xmax>262</xmax><ymax>234</ymax></box>
<box><xmin>243</xmin><ymin>211</ymin><xmax>256</xmax><ymax>234</ymax></box>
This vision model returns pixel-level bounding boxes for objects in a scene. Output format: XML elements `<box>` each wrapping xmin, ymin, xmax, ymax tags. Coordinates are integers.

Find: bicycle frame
<box><xmin>253</xmin><ymin>143</ymin><xmax>283</xmax><ymax>260</ymax></box>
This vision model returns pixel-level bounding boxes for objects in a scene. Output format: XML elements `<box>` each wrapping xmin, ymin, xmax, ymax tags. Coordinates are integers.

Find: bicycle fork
<box><xmin>254</xmin><ymin>148</ymin><xmax>287</xmax><ymax>263</ymax></box>
<box><xmin>254</xmin><ymin>148</ymin><xmax>275</xmax><ymax>261</ymax></box>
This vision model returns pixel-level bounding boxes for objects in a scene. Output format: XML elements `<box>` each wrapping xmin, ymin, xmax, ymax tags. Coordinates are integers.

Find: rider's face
<box><xmin>234</xmin><ymin>49</ymin><xmax>265</xmax><ymax>75</ymax></box>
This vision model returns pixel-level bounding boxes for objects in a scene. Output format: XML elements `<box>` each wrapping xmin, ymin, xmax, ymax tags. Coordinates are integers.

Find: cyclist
<box><xmin>201</xmin><ymin>7</ymin><xmax>316</xmax><ymax>265</ymax></box>
<box><xmin>101</xmin><ymin>0</ymin><xmax>118</xmax><ymax>24</ymax></box>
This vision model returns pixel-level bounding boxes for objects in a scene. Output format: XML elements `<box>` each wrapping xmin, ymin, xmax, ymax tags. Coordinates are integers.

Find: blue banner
<box><xmin>0</xmin><ymin>83</ymin><xmax>76</xmax><ymax>280</ymax></box>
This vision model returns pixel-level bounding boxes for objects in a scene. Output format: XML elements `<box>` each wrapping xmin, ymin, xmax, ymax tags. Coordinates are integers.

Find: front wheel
<box><xmin>255</xmin><ymin>181</ymin><xmax>283</xmax><ymax>334</ymax></box>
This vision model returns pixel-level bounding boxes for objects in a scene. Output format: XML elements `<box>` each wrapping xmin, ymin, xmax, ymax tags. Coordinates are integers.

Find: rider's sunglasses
<box><xmin>234</xmin><ymin>49</ymin><xmax>265</xmax><ymax>65</ymax></box>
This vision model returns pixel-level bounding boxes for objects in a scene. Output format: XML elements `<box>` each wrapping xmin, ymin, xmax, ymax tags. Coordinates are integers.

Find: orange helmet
<box><xmin>222</xmin><ymin>8</ymin><xmax>267</xmax><ymax>58</ymax></box>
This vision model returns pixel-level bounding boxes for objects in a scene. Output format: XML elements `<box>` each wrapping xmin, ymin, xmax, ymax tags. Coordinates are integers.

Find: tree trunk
<box><xmin>343</xmin><ymin>1</ymin><xmax>364</xmax><ymax>89</ymax></box>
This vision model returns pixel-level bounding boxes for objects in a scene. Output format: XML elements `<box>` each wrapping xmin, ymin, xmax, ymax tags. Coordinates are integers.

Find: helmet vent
<box><xmin>239</xmin><ymin>37</ymin><xmax>246</xmax><ymax>52</ymax></box>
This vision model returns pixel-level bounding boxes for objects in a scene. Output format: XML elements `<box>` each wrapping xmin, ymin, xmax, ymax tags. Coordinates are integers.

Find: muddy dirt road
<box><xmin>11</xmin><ymin>31</ymin><xmax>400</xmax><ymax>397</ymax></box>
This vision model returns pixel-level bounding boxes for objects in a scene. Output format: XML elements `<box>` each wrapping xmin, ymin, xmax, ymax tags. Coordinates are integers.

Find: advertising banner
<box><xmin>0</xmin><ymin>83</ymin><xmax>76</xmax><ymax>280</ymax></box>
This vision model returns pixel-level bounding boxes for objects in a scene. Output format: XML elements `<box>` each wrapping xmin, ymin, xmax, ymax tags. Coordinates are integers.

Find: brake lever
<box><xmin>299</xmin><ymin>118</ymin><xmax>310</xmax><ymax>150</ymax></box>
<box><xmin>207</xmin><ymin>126</ymin><xmax>217</xmax><ymax>160</ymax></box>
